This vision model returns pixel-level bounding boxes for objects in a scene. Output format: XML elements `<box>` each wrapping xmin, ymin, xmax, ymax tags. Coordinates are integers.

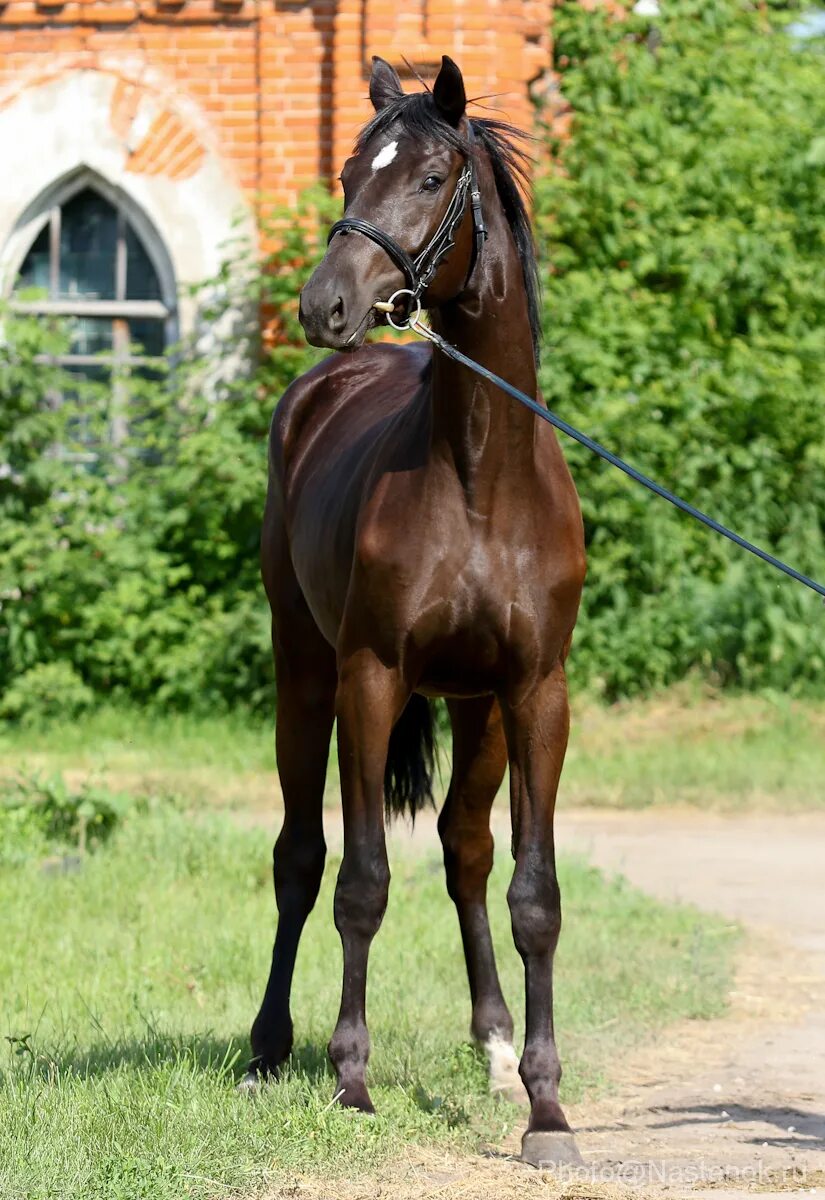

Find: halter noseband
<box><xmin>326</xmin><ymin>130</ymin><xmax>487</xmax><ymax>311</ymax></box>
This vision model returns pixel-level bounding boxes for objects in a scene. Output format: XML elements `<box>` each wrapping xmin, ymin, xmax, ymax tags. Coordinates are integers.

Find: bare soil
<box><xmin>553</xmin><ymin>810</ymin><xmax>825</xmax><ymax>1196</ymax></box>
<box><xmin>277</xmin><ymin>809</ymin><xmax>825</xmax><ymax>1199</ymax></box>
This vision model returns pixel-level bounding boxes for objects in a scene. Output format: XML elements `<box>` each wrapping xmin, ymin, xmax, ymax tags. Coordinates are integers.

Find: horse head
<box><xmin>299</xmin><ymin>56</ymin><xmax>480</xmax><ymax>350</ymax></box>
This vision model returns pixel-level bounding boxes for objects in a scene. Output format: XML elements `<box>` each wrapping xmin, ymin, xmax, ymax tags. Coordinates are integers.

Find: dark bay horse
<box><xmin>246</xmin><ymin>55</ymin><xmax>586</xmax><ymax>1167</ymax></box>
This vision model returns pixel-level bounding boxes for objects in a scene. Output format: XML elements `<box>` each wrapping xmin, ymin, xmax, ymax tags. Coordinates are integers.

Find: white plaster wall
<box><xmin>0</xmin><ymin>70</ymin><xmax>255</xmax><ymax>335</ymax></box>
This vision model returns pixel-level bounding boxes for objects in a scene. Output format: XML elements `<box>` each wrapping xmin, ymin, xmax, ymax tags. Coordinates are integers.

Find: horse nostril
<box><xmin>328</xmin><ymin>295</ymin><xmax>346</xmax><ymax>333</ymax></box>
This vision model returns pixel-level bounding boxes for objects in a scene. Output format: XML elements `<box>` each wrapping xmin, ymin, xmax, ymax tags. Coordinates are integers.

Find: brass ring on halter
<box><xmin>384</xmin><ymin>289</ymin><xmax>421</xmax><ymax>331</ymax></box>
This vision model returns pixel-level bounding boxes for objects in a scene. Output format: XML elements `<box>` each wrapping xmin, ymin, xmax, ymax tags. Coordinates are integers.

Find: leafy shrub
<box><xmin>0</xmin><ymin>662</ymin><xmax>94</xmax><ymax>726</ymax></box>
<box><xmin>0</xmin><ymin>194</ymin><xmax>335</xmax><ymax>716</ymax></box>
<box><xmin>535</xmin><ymin>0</ymin><xmax>825</xmax><ymax>697</ymax></box>
<box><xmin>1</xmin><ymin>31</ymin><xmax>824</xmax><ymax>711</ymax></box>
<box><xmin>0</xmin><ymin>773</ymin><xmax>137</xmax><ymax>863</ymax></box>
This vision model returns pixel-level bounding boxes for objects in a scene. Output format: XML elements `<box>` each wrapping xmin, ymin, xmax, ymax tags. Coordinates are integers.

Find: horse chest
<box><xmin>350</xmin><ymin>532</ymin><xmax>550</xmax><ymax>694</ymax></box>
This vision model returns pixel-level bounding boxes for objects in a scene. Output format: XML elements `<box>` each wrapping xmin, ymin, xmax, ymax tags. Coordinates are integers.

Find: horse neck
<box><xmin>428</xmin><ymin>189</ymin><xmax>538</xmax><ymax>500</ymax></box>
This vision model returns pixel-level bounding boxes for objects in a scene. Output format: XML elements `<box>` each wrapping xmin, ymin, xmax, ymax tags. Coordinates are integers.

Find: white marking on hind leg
<box><xmin>485</xmin><ymin>1033</ymin><xmax>529</xmax><ymax>1106</ymax></box>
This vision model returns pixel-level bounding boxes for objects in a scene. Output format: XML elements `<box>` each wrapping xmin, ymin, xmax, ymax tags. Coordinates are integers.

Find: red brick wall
<box><xmin>329</xmin><ymin>0</ymin><xmax>553</xmax><ymax>186</ymax></box>
<box><xmin>0</xmin><ymin>0</ymin><xmax>553</xmax><ymax>226</ymax></box>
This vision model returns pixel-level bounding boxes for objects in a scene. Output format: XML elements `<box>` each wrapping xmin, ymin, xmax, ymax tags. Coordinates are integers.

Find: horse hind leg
<box><xmin>439</xmin><ymin>696</ymin><xmax>526</xmax><ymax>1105</ymax></box>
<box><xmin>242</xmin><ymin>552</ymin><xmax>337</xmax><ymax>1088</ymax></box>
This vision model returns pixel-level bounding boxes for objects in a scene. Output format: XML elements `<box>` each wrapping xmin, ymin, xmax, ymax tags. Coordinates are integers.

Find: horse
<box><xmin>245</xmin><ymin>54</ymin><xmax>587</xmax><ymax>1168</ymax></box>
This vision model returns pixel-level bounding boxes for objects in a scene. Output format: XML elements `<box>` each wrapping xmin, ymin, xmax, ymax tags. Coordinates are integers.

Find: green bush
<box><xmin>1</xmin><ymin>30</ymin><xmax>824</xmax><ymax>712</ymax></box>
<box><xmin>0</xmin><ymin>662</ymin><xmax>94</xmax><ymax>727</ymax></box>
<box><xmin>0</xmin><ymin>773</ymin><xmax>137</xmax><ymax>863</ymax></box>
<box><xmin>0</xmin><ymin>192</ymin><xmax>335</xmax><ymax>715</ymax></box>
<box><xmin>536</xmin><ymin>0</ymin><xmax>825</xmax><ymax>697</ymax></box>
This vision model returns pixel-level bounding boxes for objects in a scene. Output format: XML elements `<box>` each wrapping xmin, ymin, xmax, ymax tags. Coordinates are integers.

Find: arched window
<box><xmin>11</xmin><ymin>185</ymin><xmax>172</xmax><ymax>388</ymax></box>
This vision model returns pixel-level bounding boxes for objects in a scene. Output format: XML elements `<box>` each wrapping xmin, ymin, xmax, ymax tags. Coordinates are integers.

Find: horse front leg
<box><xmin>244</xmin><ymin>508</ymin><xmax>338</xmax><ymax>1090</ymax></box>
<box><xmin>501</xmin><ymin>662</ymin><xmax>583</xmax><ymax>1168</ymax></box>
<box><xmin>327</xmin><ymin>648</ymin><xmax>404</xmax><ymax>1113</ymax></box>
<box><xmin>243</xmin><ymin>631</ymin><xmax>336</xmax><ymax>1087</ymax></box>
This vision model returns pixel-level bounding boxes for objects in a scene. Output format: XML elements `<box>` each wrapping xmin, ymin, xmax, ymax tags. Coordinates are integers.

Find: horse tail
<box><xmin>383</xmin><ymin>694</ymin><xmax>436</xmax><ymax>823</ymax></box>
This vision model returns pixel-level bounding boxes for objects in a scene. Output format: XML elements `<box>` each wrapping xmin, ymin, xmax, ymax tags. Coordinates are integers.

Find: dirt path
<box><xmin>266</xmin><ymin>807</ymin><xmax>825</xmax><ymax>1197</ymax></box>
<box><xmin>385</xmin><ymin>808</ymin><xmax>825</xmax><ymax>1195</ymax></box>
<box><xmin>550</xmin><ymin>809</ymin><xmax>825</xmax><ymax>1195</ymax></box>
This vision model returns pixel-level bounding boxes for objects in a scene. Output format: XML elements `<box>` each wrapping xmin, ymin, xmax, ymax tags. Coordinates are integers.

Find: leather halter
<box><xmin>326</xmin><ymin>130</ymin><xmax>487</xmax><ymax>306</ymax></box>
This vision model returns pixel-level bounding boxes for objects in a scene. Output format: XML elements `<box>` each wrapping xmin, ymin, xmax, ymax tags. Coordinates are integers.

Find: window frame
<box><xmin>7</xmin><ymin>175</ymin><xmax>177</xmax><ymax>449</ymax></box>
<box><xmin>11</xmin><ymin>189</ymin><xmax>172</xmax><ymax>373</ymax></box>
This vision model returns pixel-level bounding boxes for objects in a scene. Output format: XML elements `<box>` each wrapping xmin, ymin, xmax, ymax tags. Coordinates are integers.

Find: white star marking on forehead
<box><xmin>371</xmin><ymin>140</ymin><xmax>398</xmax><ymax>172</ymax></box>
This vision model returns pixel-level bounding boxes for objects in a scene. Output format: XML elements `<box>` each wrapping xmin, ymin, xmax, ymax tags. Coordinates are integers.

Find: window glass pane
<box><xmin>62</xmin><ymin>362</ymin><xmax>112</xmax><ymax>389</ymax></box>
<box><xmin>125</xmin><ymin>225</ymin><xmax>162</xmax><ymax>302</ymax></box>
<box><xmin>61</xmin><ymin>363</ymin><xmax>112</xmax><ymax>456</ymax></box>
<box><xmin>16</xmin><ymin>223</ymin><xmax>51</xmax><ymax>296</ymax></box>
<box><xmin>13</xmin><ymin>187</ymin><xmax>172</xmax><ymax>456</ymax></box>
<box><xmin>67</xmin><ymin>316</ymin><xmax>113</xmax><ymax>357</ymax></box>
<box><xmin>58</xmin><ymin>189</ymin><xmax>117</xmax><ymax>300</ymax></box>
<box><xmin>128</xmin><ymin>317</ymin><xmax>166</xmax><ymax>357</ymax></box>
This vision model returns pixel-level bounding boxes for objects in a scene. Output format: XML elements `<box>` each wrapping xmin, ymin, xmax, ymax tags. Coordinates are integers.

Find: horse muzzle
<box><xmin>301</xmin><ymin>261</ymin><xmax>386</xmax><ymax>349</ymax></box>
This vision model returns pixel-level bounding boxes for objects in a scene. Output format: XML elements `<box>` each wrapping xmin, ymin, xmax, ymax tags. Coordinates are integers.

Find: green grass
<box><xmin>0</xmin><ymin>709</ymin><xmax>285</xmax><ymax>812</ymax></box>
<box><xmin>1</xmin><ymin>689</ymin><xmax>822</xmax><ymax>812</ymax></box>
<box><xmin>563</xmin><ymin>689</ymin><xmax>825</xmax><ymax>810</ymax></box>
<box><xmin>0</xmin><ymin>803</ymin><xmax>736</xmax><ymax>1199</ymax></box>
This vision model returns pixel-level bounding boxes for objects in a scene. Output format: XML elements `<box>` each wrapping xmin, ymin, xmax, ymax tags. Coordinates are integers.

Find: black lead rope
<box><xmin>344</xmin><ymin>128</ymin><xmax>823</xmax><ymax>600</ymax></box>
<box><xmin>408</xmin><ymin>316</ymin><xmax>825</xmax><ymax>601</ymax></box>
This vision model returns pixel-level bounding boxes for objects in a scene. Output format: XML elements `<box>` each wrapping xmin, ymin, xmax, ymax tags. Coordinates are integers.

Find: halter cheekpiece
<box><xmin>327</xmin><ymin>126</ymin><xmax>487</xmax><ymax>313</ymax></box>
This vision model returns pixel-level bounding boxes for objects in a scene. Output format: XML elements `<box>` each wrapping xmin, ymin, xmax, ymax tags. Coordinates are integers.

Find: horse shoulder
<box><xmin>270</xmin><ymin>343</ymin><xmax>431</xmax><ymax>481</ymax></box>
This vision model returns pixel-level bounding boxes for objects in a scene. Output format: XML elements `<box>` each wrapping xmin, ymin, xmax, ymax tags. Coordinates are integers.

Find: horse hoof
<box><xmin>520</xmin><ymin>1130</ymin><xmax>584</xmax><ymax>1170</ymax></box>
<box><xmin>336</xmin><ymin>1084</ymin><xmax>375</xmax><ymax>1115</ymax></box>
<box><xmin>236</xmin><ymin>1070</ymin><xmax>261</xmax><ymax>1095</ymax></box>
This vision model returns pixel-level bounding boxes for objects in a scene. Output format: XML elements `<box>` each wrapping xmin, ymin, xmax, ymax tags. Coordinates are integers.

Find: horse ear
<box><xmin>369</xmin><ymin>57</ymin><xmax>404</xmax><ymax>111</ymax></box>
<box><xmin>433</xmin><ymin>55</ymin><xmax>466</xmax><ymax>127</ymax></box>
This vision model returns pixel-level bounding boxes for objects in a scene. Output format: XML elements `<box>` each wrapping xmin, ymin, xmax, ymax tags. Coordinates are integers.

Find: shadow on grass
<box><xmin>4</xmin><ymin>1032</ymin><xmax>335</xmax><ymax>1089</ymax></box>
<box><xmin>5</xmin><ymin>1033</ymin><xmax>491</xmax><ymax>1128</ymax></box>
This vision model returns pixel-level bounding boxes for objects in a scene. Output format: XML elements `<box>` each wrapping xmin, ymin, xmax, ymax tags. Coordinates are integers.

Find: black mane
<box><xmin>358</xmin><ymin>92</ymin><xmax>542</xmax><ymax>362</ymax></box>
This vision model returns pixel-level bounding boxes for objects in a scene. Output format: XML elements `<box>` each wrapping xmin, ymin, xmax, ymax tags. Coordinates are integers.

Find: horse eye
<box><xmin>420</xmin><ymin>175</ymin><xmax>443</xmax><ymax>193</ymax></box>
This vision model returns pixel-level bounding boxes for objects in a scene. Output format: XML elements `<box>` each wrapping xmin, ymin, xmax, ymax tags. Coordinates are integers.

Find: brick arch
<box><xmin>0</xmin><ymin>67</ymin><xmax>254</xmax><ymax>334</ymax></box>
<box><xmin>108</xmin><ymin>77</ymin><xmax>208</xmax><ymax>182</ymax></box>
